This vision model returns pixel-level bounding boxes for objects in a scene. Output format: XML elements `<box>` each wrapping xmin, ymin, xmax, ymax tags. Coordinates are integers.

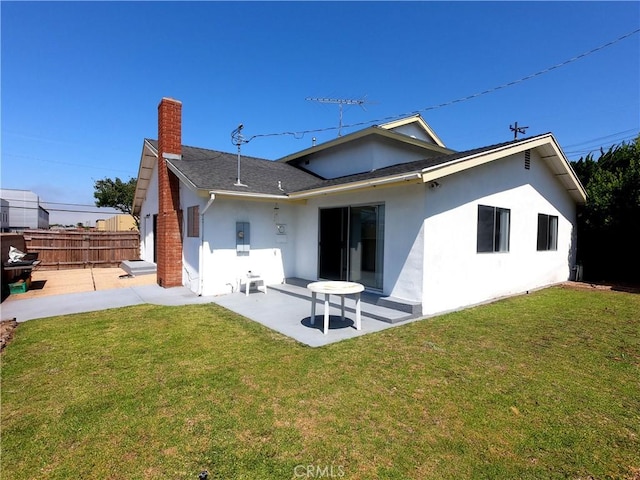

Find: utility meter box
<box><xmin>236</xmin><ymin>222</ymin><xmax>250</xmax><ymax>255</ymax></box>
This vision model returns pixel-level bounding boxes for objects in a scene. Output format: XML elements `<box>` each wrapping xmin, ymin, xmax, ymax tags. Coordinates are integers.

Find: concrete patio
<box><xmin>1</xmin><ymin>268</ymin><xmax>423</xmax><ymax>347</ymax></box>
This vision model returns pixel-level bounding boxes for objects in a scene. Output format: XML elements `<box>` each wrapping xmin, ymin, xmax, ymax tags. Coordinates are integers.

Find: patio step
<box><xmin>377</xmin><ymin>296</ymin><xmax>422</xmax><ymax>317</ymax></box>
<box><xmin>276</xmin><ymin>279</ymin><xmax>419</xmax><ymax>324</ymax></box>
<box><xmin>120</xmin><ymin>260</ymin><xmax>157</xmax><ymax>276</ymax></box>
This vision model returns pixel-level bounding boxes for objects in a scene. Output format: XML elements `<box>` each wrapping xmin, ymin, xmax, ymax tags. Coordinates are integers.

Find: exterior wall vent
<box><xmin>524</xmin><ymin>149</ymin><xmax>531</xmax><ymax>170</ymax></box>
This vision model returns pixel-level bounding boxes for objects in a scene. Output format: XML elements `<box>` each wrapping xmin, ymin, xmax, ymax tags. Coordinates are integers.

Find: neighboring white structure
<box><xmin>0</xmin><ymin>199</ymin><xmax>9</xmax><ymax>231</ymax></box>
<box><xmin>0</xmin><ymin>189</ymin><xmax>50</xmax><ymax>232</ymax></box>
<box><xmin>133</xmin><ymin>98</ymin><xmax>586</xmax><ymax>318</ymax></box>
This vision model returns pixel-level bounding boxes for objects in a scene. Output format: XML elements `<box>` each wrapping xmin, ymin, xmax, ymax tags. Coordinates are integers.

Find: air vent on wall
<box><xmin>524</xmin><ymin>149</ymin><xmax>531</xmax><ymax>170</ymax></box>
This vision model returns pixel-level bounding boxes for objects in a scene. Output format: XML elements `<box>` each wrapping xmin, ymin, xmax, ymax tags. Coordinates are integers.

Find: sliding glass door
<box><xmin>318</xmin><ymin>204</ymin><xmax>384</xmax><ymax>289</ymax></box>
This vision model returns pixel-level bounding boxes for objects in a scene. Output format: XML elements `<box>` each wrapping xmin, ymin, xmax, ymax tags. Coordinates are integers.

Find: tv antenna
<box><xmin>306</xmin><ymin>97</ymin><xmax>373</xmax><ymax>136</ymax></box>
<box><xmin>510</xmin><ymin>121</ymin><xmax>529</xmax><ymax>140</ymax></box>
<box><xmin>231</xmin><ymin>124</ymin><xmax>248</xmax><ymax>187</ymax></box>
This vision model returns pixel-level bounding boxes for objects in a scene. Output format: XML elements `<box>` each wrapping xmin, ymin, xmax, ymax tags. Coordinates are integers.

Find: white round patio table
<box><xmin>307</xmin><ymin>281</ymin><xmax>365</xmax><ymax>334</ymax></box>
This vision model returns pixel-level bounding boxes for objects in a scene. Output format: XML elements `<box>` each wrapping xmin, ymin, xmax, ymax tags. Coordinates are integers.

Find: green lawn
<box><xmin>1</xmin><ymin>286</ymin><xmax>639</xmax><ymax>479</ymax></box>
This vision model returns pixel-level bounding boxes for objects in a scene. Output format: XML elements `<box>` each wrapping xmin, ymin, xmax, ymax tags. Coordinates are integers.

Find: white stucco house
<box><xmin>133</xmin><ymin>98</ymin><xmax>586</xmax><ymax>317</ymax></box>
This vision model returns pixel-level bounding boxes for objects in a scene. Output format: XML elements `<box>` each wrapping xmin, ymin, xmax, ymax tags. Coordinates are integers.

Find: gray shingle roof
<box><xmin>147</xmin><ymin>140</ymin><xmax>323</xmax><ymax>195</ymax></box>
<box><xmin>148</xmin><ymin>134</ymin><xmax>548</xmax><ymax>196</ymax></box>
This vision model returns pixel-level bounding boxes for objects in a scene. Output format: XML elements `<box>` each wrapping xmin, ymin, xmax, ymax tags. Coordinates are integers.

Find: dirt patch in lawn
<box><xmin>561</xmin><ymin>281</ymin><xmax>640</xmax><ymax>294</ymax></box>
<box><xmin>1</xmin><ymin>318</ymin><xmax>18</xmax><ymax>352</ymax></box>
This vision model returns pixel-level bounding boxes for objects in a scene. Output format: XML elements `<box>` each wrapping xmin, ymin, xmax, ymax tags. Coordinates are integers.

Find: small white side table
<box><xmin>307</xmin><ymin>281</ymin><xmax>365</xmax><ymax>334</ymax></box>
<box><xmin>238</xmin><ymin>273</ymin><xmax>267</xmax><ymax>296</ymax></box>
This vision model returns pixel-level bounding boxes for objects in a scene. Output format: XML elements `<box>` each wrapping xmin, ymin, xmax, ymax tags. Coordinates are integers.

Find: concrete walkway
<box><xmin>1</xmin><ymin>283</ymin><xmax>214</xmax><ymax>323</ymax></box>
<box><xmin>1</xmin><ymin>268</ymin><xmax>421</xmax><ymax>347</ymax></box>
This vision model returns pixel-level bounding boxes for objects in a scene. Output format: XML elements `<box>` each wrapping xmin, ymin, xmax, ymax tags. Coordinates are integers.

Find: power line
<box><xmin>43</xmin><ymin>201</ymin><xmax>115</xmax><ymax>208</ymax></box>
<box><xmin>1</xmin><ymin>198</ymin><xmax>121</xmax><ymax>214</ymax></box>
<box><xmin>2</xmin><ymin>152</ymin><xmax>136</xmax><ymax>175</ymax></box>
<box><xmin>565</xmin><ymin>134</ymin><xmax>638</xmax><ymax>157</ymax></box>
<box><xmin>562</xmin><ymin>129</ymin><xmax>638</xmax><ymax>148</ymax></box>
<box><xmin>564</xmin><ymin>132</ymin><xmax>638</xmax><ymax>153</ymax></box>
<box><xmin>0</xmin><ymin>198</ymin><xmax>120</xmax><ymax>209</ymax></box>
<box><xmin>2</xmin><ymin>205</ymin><xmax>121</xmax><ymax>214</ymax></box>
<box><xmin>246</xmin><ymin>28</ymin><xmax>640</xmax><ymax>143</ymax></box>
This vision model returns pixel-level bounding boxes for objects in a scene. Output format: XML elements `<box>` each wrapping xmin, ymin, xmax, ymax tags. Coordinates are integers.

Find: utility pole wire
<box><xmin>245</xmin><ymin>28</ymin><xmax>640</xmax><ymax>143</ymax></box>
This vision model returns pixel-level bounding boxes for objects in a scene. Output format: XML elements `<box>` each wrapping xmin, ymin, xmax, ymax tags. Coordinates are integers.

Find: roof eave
<box><xmin>199</xmin><ymin>189</ymin><xmax>291</xmax><ymax>201</ymax></box>
<box><xmin>378</xmin><ymin>114</ymin><xmax>447</xmax><ymax>147</ymax></box>
<box><xmin>277</xmin><ymin>127</ymin><xmax>454</xmax><ymax>164</ymax></box>
<box><xmin>277</xmin><ymin>126</ymin><xmax>379</xmax><ymax>163</ymax></box>
<box><xmin>288</xmin><ymin>172</ymin><xmax>424</xmax><ymax>199</ymax></box>
<box><xmin>132</xmin><ymin>139</ymin><xmax>158</xmax><ymax>216</ymax></box>
<box><xmin>420</xmin><ymin>134</ymin><xmax>587</xmax><ymax>204</ymax></box>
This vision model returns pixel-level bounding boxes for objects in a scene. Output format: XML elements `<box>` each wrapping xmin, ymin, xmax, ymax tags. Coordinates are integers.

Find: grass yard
<box><xmin>1</xmin><ymin>286</ymin><xmax>639</xmax><ymax>479</ymax></box>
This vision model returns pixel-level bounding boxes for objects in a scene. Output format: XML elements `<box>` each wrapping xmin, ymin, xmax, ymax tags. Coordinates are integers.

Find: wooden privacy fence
<box><xmin>23</xmin><ymin>231</ymin><xmax>140</xmax><ymax>270</ymax></box>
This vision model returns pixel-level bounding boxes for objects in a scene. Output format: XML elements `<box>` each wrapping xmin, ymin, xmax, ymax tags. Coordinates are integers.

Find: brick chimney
<box><xmin>156</xmin><ymin>97</ymin><xmax>183</xmax><ymax>287</ymax></box>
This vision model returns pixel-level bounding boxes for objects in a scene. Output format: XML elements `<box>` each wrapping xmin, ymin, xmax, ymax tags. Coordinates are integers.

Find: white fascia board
<box><xmin>277</xmin><ymin>127</ymin><xmax>379</xmax><ymax>163</ymax></box>
<box><xmin>536</xmin><ymin>135</ymin><xmax>587</xmax><ymax>203</ymax></box>
<box><xmin>132</xmin><ymin>140</ymin><xmax>158</xmax><ymax>215</ymax></box>
<box><xmin>277</xmin><ymin>127</ymin><xmax>453</xmax><ymax>164</ymax></box>
<box><xmin>288</xmin><ymin>172</ymin><xmax>423</xmax><ymax>199</ymax></box>
<box><xmin>378</xmin><ymin>115</ymin><xmax>447</xmax><ymax>148</ymax></box>
<box><xmin>420</xmin><ymin>134</ymin><xmax>587</xmax><ymax>203</ymax></box>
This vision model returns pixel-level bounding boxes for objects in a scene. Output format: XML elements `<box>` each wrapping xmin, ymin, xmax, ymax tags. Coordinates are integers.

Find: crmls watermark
<box><xmin>293</xmin><ymin>464</ymin><xmax>345</xmax><ymax>478</ymax></box>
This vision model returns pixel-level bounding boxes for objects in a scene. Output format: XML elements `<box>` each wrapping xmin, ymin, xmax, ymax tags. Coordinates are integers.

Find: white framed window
<box><xmin>537</xmin><ymin>214</ymin><xmax>558</xmax><ymax>251</ymax></box>
<box><xmin>477</xmin><ymin>205</ymin><xmax>510</xmax><ymax>253</ymax></box>
<box><xmin>187</xmin><ymin>206</ymin><xmax>199</xmax><ymax>237</ymax></box>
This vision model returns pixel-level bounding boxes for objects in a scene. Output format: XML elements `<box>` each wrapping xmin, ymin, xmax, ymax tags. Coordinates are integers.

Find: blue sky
<box><xmin>2</xmin><ymin>1</ymin><xmax>639</xmax><ymax>225</ymax></box>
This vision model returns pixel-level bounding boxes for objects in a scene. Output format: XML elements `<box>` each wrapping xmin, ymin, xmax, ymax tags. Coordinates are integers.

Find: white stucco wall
<box><xmin>421</xmin><ymin>149</ymin><xmax>577</xmax><ymax>315</ymax></box>
<box><xmin>138</xmin><ymin>161</ymin><xmax>159</xmax><ymax>263</ymax></box>
<box><xmin>180</xmin><ymin>186</ymin><xmax>205</xmax><ymax>292</ymax></box>
<box><xmin>291</xmin><ymin>181</ymin><xmax>427</xmax><ymax>301</ymax></box>
<box><xmin>197</xmin><ymin>197</ymin><xmax>297</xmax><ymax>296</ymax></box>
<box><xmin>300</xmin><ymin>137</ymin><xmax>442</xmax><ymax>179</ymax></box>
<box><xmin>389</xmin><ymin>123</ymin><xmax>436</xmax><ymax>143</ymax></box>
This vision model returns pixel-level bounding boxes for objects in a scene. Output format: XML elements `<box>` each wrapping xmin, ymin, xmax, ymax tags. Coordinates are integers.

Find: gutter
<box><xmin>198</xmin><ymin>192</ymin><xmax>216</xmax><ymax>296</ymax></box>
<box><xmin>203</xmin><ymin>189</ymin><xmax>289</xmax><ymax>200</ymax></box>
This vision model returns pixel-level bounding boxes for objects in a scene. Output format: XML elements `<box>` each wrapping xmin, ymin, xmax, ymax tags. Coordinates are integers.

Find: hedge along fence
<box><xmin>23</xmin><ymin>230</ymin><xmax>140</xmax><ymax>270</ymax></box>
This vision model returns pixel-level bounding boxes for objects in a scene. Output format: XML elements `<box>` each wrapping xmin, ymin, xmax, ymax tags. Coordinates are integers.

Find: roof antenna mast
<box><xmin>306</xmin><ymin>97</ymin><xmax>372</xmax><ymax>137</ymax></box>
<box><xmin>510</xmin><ymin>121</ymin><xmax>529</xmax><ymax>140</ymax></box>
<box><xmin>231</xmin><ymin>123</ymin><xmax>248</xmax><ymax>187</ymax></box>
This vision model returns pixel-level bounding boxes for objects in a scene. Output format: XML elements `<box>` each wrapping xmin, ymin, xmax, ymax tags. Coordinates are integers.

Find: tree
<box><xmin>572</xmin><ymin>135</ymin><xmax>640</xmax><ymax>282</ymax></box>
<box><xmin>93</xmin><ymin>177</ymin><xmax>139</xmax><ymax>229</ymax></box>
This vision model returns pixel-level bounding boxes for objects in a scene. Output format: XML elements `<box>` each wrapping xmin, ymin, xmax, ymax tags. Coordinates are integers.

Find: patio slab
<box><xmin>209</xmin><ymin>282</ymin><xmax>419</xmax><ymax>347</ymax></box>
<box><xmin>1</xmin><ymin>268</ymin><xmax>423</xmax><ymax>347</ymax></box>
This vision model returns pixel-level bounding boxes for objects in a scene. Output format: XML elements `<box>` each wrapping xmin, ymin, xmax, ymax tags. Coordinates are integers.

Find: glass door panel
<box><xmin>349</xmin><ymin>205</ymin><xmax>384</xmax><ymax>289</ymax></box>
<box><xmin>319</xmin><ymin>205</ymin><xmax>384</xmax><ymax>289</ymax></box>
<box><xmin>318</xmin><ymin>208</ymin><xmax>348</xmax><ymax>281</ymax></box>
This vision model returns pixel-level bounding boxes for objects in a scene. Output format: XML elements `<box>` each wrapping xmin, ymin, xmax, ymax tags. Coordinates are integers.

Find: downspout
<box><xmin>198</xmin><ymin>192</ymin><xmax>216</xmax><ymax>296</ymax></box>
